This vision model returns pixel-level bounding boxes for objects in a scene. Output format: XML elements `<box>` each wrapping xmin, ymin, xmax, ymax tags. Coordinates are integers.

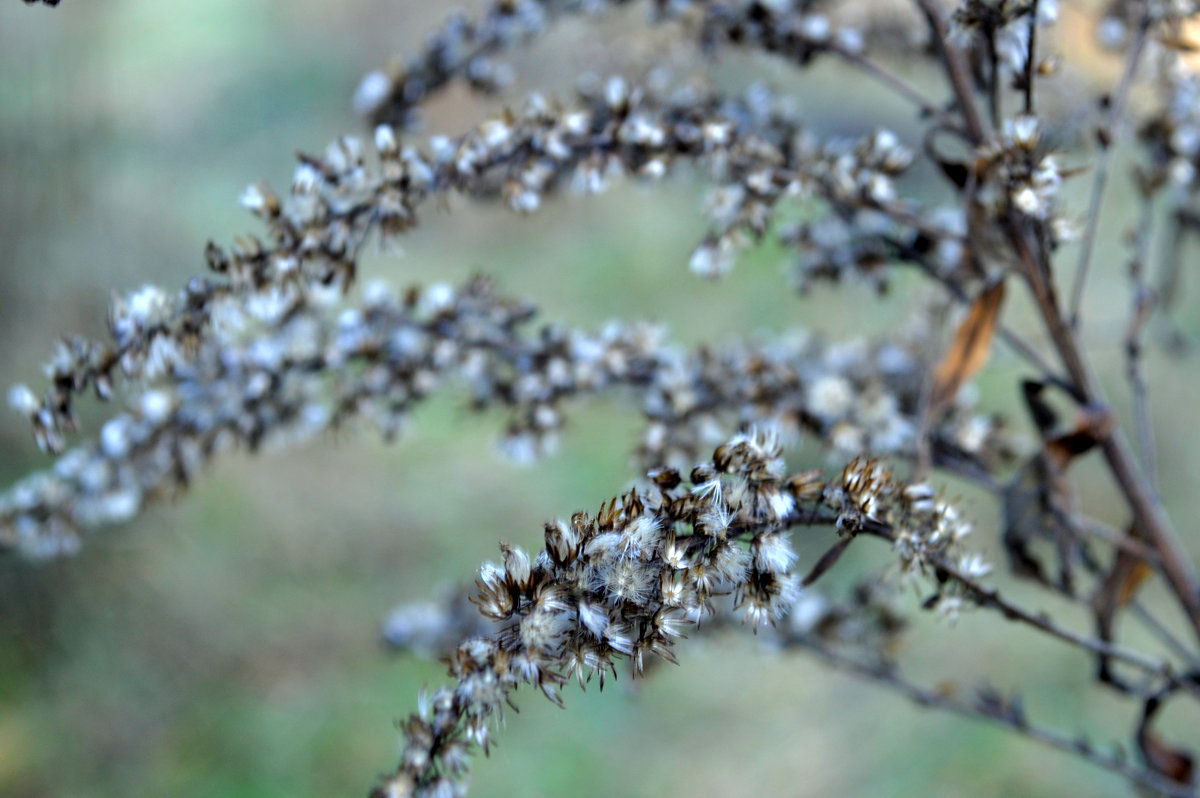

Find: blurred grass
<box><xmin>1</xmin><ymin>2</ymin><xmax>1198</xmax><ymax>797</ymax></box>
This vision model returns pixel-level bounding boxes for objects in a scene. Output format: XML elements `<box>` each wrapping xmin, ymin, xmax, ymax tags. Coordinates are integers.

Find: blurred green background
<box><xmin>2</xmin><ymin>2</ymin><xmax>1199</xmax><ymax>796</ymax></box>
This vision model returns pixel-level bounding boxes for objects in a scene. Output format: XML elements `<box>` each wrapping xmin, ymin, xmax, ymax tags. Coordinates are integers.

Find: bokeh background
<box><xmin>2</xmin><ymin>2</ymin><xmax>1199</xmax><ymax>796</ymax></box>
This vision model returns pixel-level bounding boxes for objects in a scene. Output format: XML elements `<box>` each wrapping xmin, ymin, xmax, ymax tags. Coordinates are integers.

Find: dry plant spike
<box><xmin>930</xmin><ymin>278</ymin><xmax>1006</xmax><ymax>416</ymax></box>
<box><xmin>9</xmin><ymin>1</ymin><xmax>1200</xmax><ymax>796</ymax></box>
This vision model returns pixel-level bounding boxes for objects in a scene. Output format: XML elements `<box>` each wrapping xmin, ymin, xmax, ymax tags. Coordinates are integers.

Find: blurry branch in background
<box><xmin>7</xmin><ymin>0</ymin><xmax>1200</xmax><ymax>795</ymax></box>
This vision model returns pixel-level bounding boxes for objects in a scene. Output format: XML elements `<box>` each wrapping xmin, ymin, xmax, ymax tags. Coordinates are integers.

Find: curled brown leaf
<box><xmin>930</xmin><ymin>279</ymin><xmax>1006</xmax><ymax>416</ymax></box>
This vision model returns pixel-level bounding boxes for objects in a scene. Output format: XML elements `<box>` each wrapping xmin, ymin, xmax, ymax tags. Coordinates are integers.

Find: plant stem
<box><xmin>914</xmin><ymin>0</ymin><xmax>1200</xmax><ymax>647</ymax></box>
<box><xmin>790</xmin><ymin>636</ymin><xmax>1199</xmax><ymax>798</ymax></box>
<box><xmin>1069</xmin><ymin>14</ymin><xmax>1151</xmax><ymax>328</ymax></box>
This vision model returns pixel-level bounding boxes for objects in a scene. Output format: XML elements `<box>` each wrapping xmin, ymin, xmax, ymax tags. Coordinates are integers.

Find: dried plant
<box><xmin>7</xmin><ymin>1</ymin><xmax>1200</xmax><ymax>795</ymax></box>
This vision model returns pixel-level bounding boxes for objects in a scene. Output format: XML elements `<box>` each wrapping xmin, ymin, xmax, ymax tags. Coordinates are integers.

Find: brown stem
<box><xmin>942</xmin><ymin>556</ymin><xmax>1173</xmax><ymax>678</ymax></box>
<box><xmin>1068</xmin><ymin>14</ymin><xmax>1151</xmax><ymax>327</ymax></box>
<box><xmin>1024</xmin><ymin>0</ymin><xmax>1039</xmax><ymax>114</ymax></box>
<box><xmin>1008</xmin><ymin>217</ymin><xmax>1200</xmax><ymax>645</ymax></box>
<box><xmin>789</xmin><ymin>636</ymin><xmax>1199</xmax><ymax>798</ymax></box>
<box><xmin>852</xmin><ymin>520</ymin><xmax>1175</xmax><ymax>677</ymax></box>
<box><xmin>912</xmin><ymin>0</ymin><xmax>988</xmax><ymax>143</ymax></box>
<box><xmin>830</xmin><ymin>44</ymin><xmax>965</xmax><ymax>135</ymax></box>
<box><xmin>915</xmin><ymin>0</ymin><xmax>1200</xmax><ymax>648</ymax></box>
<box><xmin>1125</xmin><ymin>196</ymin><xmax>1159</xmax><ymax>488</ymax></box>
<box><xmin>795</xmin><ymin>512</ymin><xmax>1177</xmax><ymax>677</ymax></box>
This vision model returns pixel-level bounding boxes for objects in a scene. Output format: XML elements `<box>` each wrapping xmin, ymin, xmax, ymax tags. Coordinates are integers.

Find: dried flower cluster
<box><xmin>9</xmin><ymin>0</ymin><xmax>1200</xmax><ymax>796</ymax></box>
<box><xmin>355</xmin><ymin>0</ymin><xmax>923</xmax><ymax>130</ymax></box>
<box><xmin>9</xmin><ymin>76</ymin><xmax>949</xmax><ymax>458</ymax></box>
<box><xmin>2</xmin><ymin>265</ymin><xmax>1015</xmax><ymax>559</ymax></box>
<box><xmin>373</xmin><ymin>430</ymin><xmax>987</xmax><ymax>797</ymax></box>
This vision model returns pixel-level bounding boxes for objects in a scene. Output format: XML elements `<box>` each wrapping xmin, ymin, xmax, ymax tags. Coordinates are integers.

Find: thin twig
<box><xmin>914</xmin><ymin>0</ymin><xmax>1200</xmax><ymax>646</ymax></box>
<box><xmin>1125</xmin><ymin>196</ymin><xmax>1159</xmax><ymax>490</ymax></box>
<box><xmin>1072</xmin><ymin>515</ymin><xmax>1162</xmax><ymax>566</ymax></box>
<box><xmin>1024</xmin><ymin>0</ymin><xmax>1039</xmax><ymax>114</ymax></box>
<box><xmin>788</xmin><ymin>636</ymin><xmax>1199</xmax><ymax>798</ymax></box>
<box><xmin>986</xmin><ymin>26</ymin><xmax>1003</xmax><ymax>128</ymax></box>
<box><xmin>855</xmin><ymin>520</ymin><xmax>1176</xmax><ymax>677</ymax></box>
<box><xmin>912</xmin><ymin>0</ymin><xmax>988</xmax><ymax>144</ymax></box>
<box><xmin>949</xmin><ymin>566</ymin><xmax>1172</xmax><ymax>677</ymax></box>
<box><xmin>1130</xmin><ymin>600</ymin><xmax>1200</xmax><ymax>670</ymax></box>
<box><xmin>831</xmin><ymin>44</ymin><xmax>966</xmax><ymax>136</ymax></box>
<box><xmin>1063</xmin><ymin>515</ymin><xmax>1200</xmax><ymax>687</ymax></box>
<box><xmin>1007</xmin><ymin>212</ymin><xmax>1200</xmax><ymax>645</ymax></box>
<box><xmin>792</xmin><ymin>513</ymin><xmax>1177</xmax><ymax>677</ymax></box>
<box><xmin>1068</xmin><ymin>13</ymin><xmax>1151</xmax><ymax>327</ymax></box>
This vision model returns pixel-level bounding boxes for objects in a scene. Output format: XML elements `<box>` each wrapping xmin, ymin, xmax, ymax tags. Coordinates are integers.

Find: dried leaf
<box><xmin>1115</xmin><ymin>561</ymin><xmax>1153</xmax><ymax>606</ymax></box>
<box><xmin>924</xmin><ymin>126</ymin><xmax>973</xmax><ymax>191</ymax></box>
<box><xmin>930</xmin><ymin>279</ymin><xmax>1006</xmax><ymax>414</ymax></box>
<box><xmin>936</xmin><ymin>157</ymin><xmax>971</xmax><ymax>190</ymax></box>
<box><xmin>1002</xmin><ymin>453</ymin><xmax>1078</xmax><ymax>594</ymax></box>
<box><xmin>1001</xmin><ymin>461</ymin><xmax>1051</xmax><ymax>585</ymax></box>
<box><xmin>1141</xmin><ymin>734</ymin><xmax>1194</xmax><ymax>785</ymax></box>
<box><xmin>1006</xmin><ymin>390</ymin><xmax>1113</xmax><ymax>594</ymax></box>
<box><xmin>1044</xmin><ymin>404</ymin><xmax>1113</xmax><ymax>469</ymax></box>
<box><xmin>1092</xmin><ymin>523</ymin><xmax>1154</xmax><ymax>692</ymax></box>
<box><xmin>1158</xmin><ymin>30</ymin><xmax>1200</xmax><ymax>54</ymax></box>
<box><xmin>1021</xmin><ymin>379</ymin><xmax>1059</xmax><ymax>436</ymax></box>
<box><xmin>1137</xmin><ymin>677</ymin><xmax>1199</xmax><ymax>786</ymax></box>
<box><xmin>802</xmin><ymin>536</ymin><xmax>854</xmax><ymax>586</ymax></box>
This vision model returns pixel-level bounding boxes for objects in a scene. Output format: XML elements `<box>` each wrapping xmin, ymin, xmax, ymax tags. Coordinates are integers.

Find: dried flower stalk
<box><xmin>8</xmin><ymin>0</ymin><xmax>1200</xmax><ymax>796</ymax></box>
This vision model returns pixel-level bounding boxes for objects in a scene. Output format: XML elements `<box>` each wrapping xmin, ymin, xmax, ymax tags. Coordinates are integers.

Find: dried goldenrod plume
<box><xmin>374</xmin><ymin>431</ymin><xmax>988</xmax><ymax>797</ymax></box>
<box><xmin>7</xmin><ymin>0</ymin><xmax>1200</xmax><ymax>796</ymax></box>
